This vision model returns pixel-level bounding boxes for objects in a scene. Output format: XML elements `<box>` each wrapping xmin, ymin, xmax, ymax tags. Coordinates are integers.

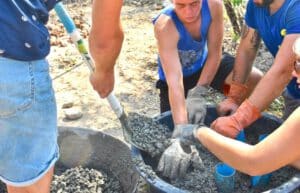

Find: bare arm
<box><xmin>197</xmin><ymin>0</ymin><xmax>223</xmax><ymax>86</ymax></box>
<box><xmin>196</xmin><ymin>107</ymin><xmax>300</xmax><ymax>175</ymax></box>
<box><xmin>248</xmin><ymin>34</ymin><xmax>299</xmax><ymax>110</ymax></box>
<box><xmin>232</xmin><ymin>24</ymin><xmax>261</xmax><ymax>84</ymax></box>
<box><xmin>155</xmin><ymin>15</ymin><xmax>187</xmax><ymax>124</ymax></box>
<box><xmin>89</xmin><ymin>0</ymin><xmax>124</xmax><ymax>97</ymax></box>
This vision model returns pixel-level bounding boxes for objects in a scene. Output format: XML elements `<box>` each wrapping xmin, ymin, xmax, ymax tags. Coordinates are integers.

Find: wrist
<box><xmin>173</xmin><ymin>124</ymin><xmax>199</xmax><ymax>145</ymax></box>
<box><xmin>228</xmin><ymin>82</ymin><xmax>248</xmax><ymax>105</ymax></box>
<box><xmin>172</xmin><ymin>124</ymin><xmax>190</xmax><ymax>138</ymax></box>
<box><xmin>187</xmin><ymin>85</ymin><xmax>209</xmax><ymax>98</ymax></box>
<box><xmin>195</xmin><ymin>126</ymin><xmax>209</xmax><ymax>140</ymax></box>
<box><xmin>234</xmin><ymin>99</ymin><xmax>261</xmax><ymax>128</ymax></box>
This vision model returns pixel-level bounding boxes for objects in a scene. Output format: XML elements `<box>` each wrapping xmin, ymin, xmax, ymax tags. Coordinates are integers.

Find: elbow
<box><xmin>245</xmin><ymin>167</ymin><xmax>266</xmax><ymax>176</ymax></box>
<box><xmin>89</xmin><ymin>28</ymin><xmax>124</xmax><ymax>55</ymax></box>
<box><xmin>241</xmin><ymin>157</ymin><xmax>271</xmax><ymax>176</ymax></box>
<box><xmin>271</xmin><ymin>63</ymin><xmax>294</xmax><ymax>82</ymax></box>
<box><xmin>232</xmin><ymin>148</ymin><xmax>270</xmax><ymax>176</ymax></box>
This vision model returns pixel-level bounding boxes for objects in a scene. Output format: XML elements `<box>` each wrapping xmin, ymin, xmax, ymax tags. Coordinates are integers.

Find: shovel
<box><xmin>53</xmin><ymin>2</ymin><xmax>139</xmax><ymax>147</ymax></box>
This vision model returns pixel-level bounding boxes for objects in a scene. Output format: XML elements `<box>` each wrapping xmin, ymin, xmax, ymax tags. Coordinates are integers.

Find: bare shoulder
<box><xmin>206</xmin><ymin>0</ymin><xmax>223</xmax><ymax>18</ymax></box>
<box><xmin>154</xmin><ymin>14</ymin><xmax>178</xmax><ymax>40</ymax></box>
<box><xmin>154</xmin><ymin>14</ymin><xmax>175</xmax><ymax>33</ymax></box>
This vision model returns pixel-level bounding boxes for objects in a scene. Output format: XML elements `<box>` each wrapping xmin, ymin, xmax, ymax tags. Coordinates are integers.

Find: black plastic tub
<box><xmin>56</xmin><ymin>126</ymin><xmax>139</xmax><ymax>193</ymax></box>
<box><xmin>131</xmin><ymin>105</ymin><xmax>300</xmax><ymax>193</ymax></box>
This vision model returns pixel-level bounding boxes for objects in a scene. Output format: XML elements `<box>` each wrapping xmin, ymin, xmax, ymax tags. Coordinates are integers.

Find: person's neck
<box><xmin>269</xmin><ymin>0</ymin><xmax>285</xmax><ymax>14</ymax></box>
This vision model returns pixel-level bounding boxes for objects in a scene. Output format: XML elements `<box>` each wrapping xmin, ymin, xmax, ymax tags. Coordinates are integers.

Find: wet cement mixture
<box><xmin>51</xmin><ymin>166</ymin><xmax>122</xmax><ymax>193</ymax></box>
<box><xmin>0</xmin><ymin>166</ymin><xmax>122</xmax><ymax>193</ymax></box>
<box><xmin>127</xmin><ymin>112</ymin><xmax>172</xmax><ymax>157</ymax></box>
<box><xmin>134</xmin><ymin>126</ymin><xmax>300</xmax><ymax>193</ymax></box>
<box><xmin>170</xmin><ymin>142</ymin><xmax>300</xmax><ymax>193</ymax></box>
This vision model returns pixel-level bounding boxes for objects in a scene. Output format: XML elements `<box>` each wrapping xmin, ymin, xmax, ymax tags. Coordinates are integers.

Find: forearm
<box><xmin>89</xmin><ymin>0</ymin><xmax>124</xmax><ymax>73</ymax></box>
<box><xmin>199</xmin><ymin>0</ymin><xmax>223</xmax><ymax>86</ymax></box>
<box><xmin>89</xmin><ymin>27</ymin><xmax>124</xmax><ymax>73</ymax></box>
<box><xmin>197</xmin><ymin>53</ymin><xmax>221</xmax><ymax>86</ymax></box>
<box><xmin>248</xmin><ymin>67</ymin><xmax>292</xmax><ymax>111</ymax></box>
<box><xmin>168</xmin><ymin>84</ymin><xmax>188</xmax><ymax>124</ymax></box>
<box><xmin>197</xmin><ymin>108</ymin><xmax>300</xmax><ymax>175</ymax></box>
<box><xmin>248</xmin><ymin>35</ymin><xmax>296</xmax><ymax>111</ymax></box>
<box><xmin>232</xmin><ymin>46</ymin><xmax>257</xmax><ymax>83</ymax></box>
<box><xmin>196</xmin><ymin>127</ymin><xmax>259</xmax><ymax>174</ymax></box>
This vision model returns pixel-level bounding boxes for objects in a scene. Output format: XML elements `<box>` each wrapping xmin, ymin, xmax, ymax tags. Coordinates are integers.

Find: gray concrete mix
<box><xmin>0</xmin><ymin>167</ymin><xmax>122</xmax><ymax>193</ymax></box>
<box><xmin>170</xmin><ymin>143</ymin><xmax>300</xmax><ymax>193</ymax></box>
<box><xmin>51</xmin><ymin>166</ymin><xmax>122</xmax><ymax>193</ymax></box>
<box><xmin>133</xmin><ymin>123</ymin><xmax>300</xmax><ymax>193</ymax></box>
<box><xmin>127</xmin><ymin>112</ymin><xmax>172</xmax><ymax>157</ymax></box>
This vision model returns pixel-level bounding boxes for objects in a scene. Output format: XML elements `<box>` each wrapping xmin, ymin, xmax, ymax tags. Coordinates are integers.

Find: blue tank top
<box><xmin>0</xmin><ymin>0</ymin><xmax>59</xmax><ymax>61</ymax></box>
<box><xmin>153</xmin><ymin>0</ymin><xmax>211</xmax><ymax>81</ymax></box>
<box><xmin>245</xmin><ymin>0</ymin><xmax>300</xmax><ymax>98</ymax></box>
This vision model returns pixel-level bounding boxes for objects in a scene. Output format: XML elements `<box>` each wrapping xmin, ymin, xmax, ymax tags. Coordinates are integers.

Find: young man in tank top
<box><xmin>154</xmin><ymin>0</ymin><xmax>262</xmax><ymax>179</ymax></box>
<box><xmin>153</xmin><ymin>0</ymin><xmax>262</xmax><ymax>132</ymax></box>
<box><xmin>211</xmin><ymin>0</ymin><xmax>300</xmax><ymax>139</ymax></box>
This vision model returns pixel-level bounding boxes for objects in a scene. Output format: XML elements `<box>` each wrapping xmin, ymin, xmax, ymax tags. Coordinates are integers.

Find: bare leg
<box><xmin>7</xmin><ymin>166</ymin><xmax>54</xmax><ymax>193</ymax></box>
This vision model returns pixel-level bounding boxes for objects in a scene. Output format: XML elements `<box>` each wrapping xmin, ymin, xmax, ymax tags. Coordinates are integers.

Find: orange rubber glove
<box><xmin>211</xmin><ymin>99</ymin><xmax>261</xmax><ymax>138</ymax></box>
<box><xmin>217</xmin><ymin>82</ymin><xmax>248</xmax><ymax>116</ymax></box>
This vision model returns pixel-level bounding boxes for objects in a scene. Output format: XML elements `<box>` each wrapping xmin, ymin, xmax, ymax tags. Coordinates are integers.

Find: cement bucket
<box><xmin>57</xmin><ymin>126</ymin><xmax>139</xmax><ymax>193</ymax></box>
<box><xmin>131</xmin><ymin>105</ymin><xmax>299</xmax><ymax>193</ymax></box>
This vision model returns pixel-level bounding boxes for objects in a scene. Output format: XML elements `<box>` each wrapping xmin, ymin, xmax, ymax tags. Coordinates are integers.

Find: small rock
<box><xmin>64</xmin><ymin>108</ymin><xmax>83</xmax><ymax>120</ymax></box>
<box><xmin>58</xmin><ymin>63</ymin><xmax>65</xmax><ymax>69</ymax></box>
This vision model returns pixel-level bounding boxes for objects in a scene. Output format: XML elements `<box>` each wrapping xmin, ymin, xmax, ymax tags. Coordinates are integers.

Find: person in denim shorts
<box><xmin>0</xmin><ymin>1</ymin><xmax>61</xmax><ymax>192</ymax></box>
<box><xmin>0</xmin><ymin>0</ymin><xmax>123</xmax><ymax>193</ymax></box>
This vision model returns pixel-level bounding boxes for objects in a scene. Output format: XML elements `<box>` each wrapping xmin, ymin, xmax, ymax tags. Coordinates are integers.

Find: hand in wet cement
<box><xmin>172</xmin><ymin>124</ymin><xmax>200</xmax><ymax>146</ymax></box>
<box><xmin>186</xmin><ymin>85</ymin><xmax>208</xmax><ymax>124</ymax></box>
<box><xmin>157</xmin><ymin>139</ymin><xmax>199</xmax><ymax>179</ymax></box>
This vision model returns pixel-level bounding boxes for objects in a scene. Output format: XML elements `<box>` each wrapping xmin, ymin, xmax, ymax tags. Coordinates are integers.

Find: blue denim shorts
<box><xmin>0</xmin><ymin>57</ymin><xmax>59</xmax><ymax>186</ymax></box>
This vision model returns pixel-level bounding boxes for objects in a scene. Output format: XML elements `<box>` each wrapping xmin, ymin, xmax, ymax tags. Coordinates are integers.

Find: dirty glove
<box><xmin>211</xmin><ymin>99</ymin><xmax>261</xmax><ymax>138</ymax></box>
<box><xmin>172</xmin><ymin>124</ymin><xmax>200</xmax><ymax>146</ymax></box>
<box><xmin>186</xmin><ymin>85</ymin><xmax>208</xmax><ymax>124</ymax></box>
<box><xmin>157</xmin><ymin>124</ymin><xmax>203</xmax><ymax>179</ymax></box>
<box><xmin>157</xmin><ymin>139</ymin><xmax>200</xmax><ymax>179</ymax></box>
<box><xmin>217</xmin><ymin>82</ymin><xmax>248</xmax><ymax>116</ymax></box>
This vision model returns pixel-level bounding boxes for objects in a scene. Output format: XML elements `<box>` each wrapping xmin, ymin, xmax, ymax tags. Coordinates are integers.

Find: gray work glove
<box><xmin>172</xmin><ymin>124</ymin><xmax>200</xmax><ymax>146</ymax></box>
<box><xmin>157</xmin><ymin>124</ymin><xmax>203</xmax><ymax>179</ymax></box>
<box><xmin>186</xmin><ymin>85</ymin><xmax>208</xmax><ymax>124</ymax></box>
<box><xmin>157</xmin><ymin>139</ymin><xmax>200</xmax><ymax>179</ymax></box>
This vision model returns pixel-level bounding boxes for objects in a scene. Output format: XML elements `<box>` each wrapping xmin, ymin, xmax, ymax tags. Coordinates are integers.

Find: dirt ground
<box><xmin>48</xmin><ymin>2</ymin><xmax>162</xmax><ymax>139</ymax></box>
<box><xmin>48</xmin><ymin>0</ymin><xmax>281</xmax><ymax>139</ymax></box>
<box><xmin>0</xmin><ymin>1</ymin><xmax>289</xmax><ymax>193</ymax></box>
